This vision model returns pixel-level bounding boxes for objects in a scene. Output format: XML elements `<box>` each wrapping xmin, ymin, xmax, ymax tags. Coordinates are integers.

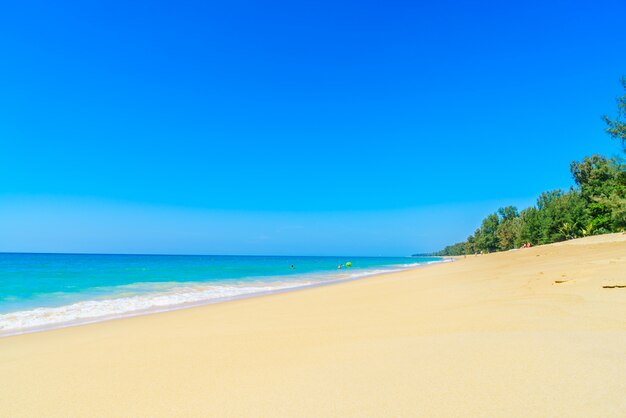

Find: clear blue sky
<box><xmin>1</xmin><ymin>0</ymin><xmax>625</xmax><ymax>255</ymax></box>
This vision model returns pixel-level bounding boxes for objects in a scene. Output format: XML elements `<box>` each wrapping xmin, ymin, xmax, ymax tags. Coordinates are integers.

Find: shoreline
<box><xmin>2</xmin><ymin>234</ymin><xmax>625</xmax><ymax>417</ymax></box>
<box><xmin>0</xmin><ymin>258</ymin><xmax>453</xmax><ymax>338</ymax></box>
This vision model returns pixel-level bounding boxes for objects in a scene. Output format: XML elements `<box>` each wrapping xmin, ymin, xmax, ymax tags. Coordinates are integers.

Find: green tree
<box><xmin>498</xmin><ymin>206</ymin><xmax>518</xmax><ymax>222</ymax></box>
<box><xmin>464</xmin><ymin>234</ymin><xmax>477</xmax><ymax>254</ymax></box>
<box><xmin>602</xmin><ymin>193</ymin><xmax>626</xmax><ymax>230</ymax></box>
<box><xmin>571</xmin><ymin>155</ymin><xmax>616</xmax><ymax>199</ymax></box>
<box><xmin>475</xmin><ymin>213</ymin><xmax>499</xmax><ymax>253</ymax></box>
<box><xmin>495</xmin><ymin>206</ymin><xmax>520</xmax><ymax>250</ymax></box>
<box><xmin>603</xmin><ymin>76</ymin><xmax>626</xmax><ymax>153</ymax></box>
<box><xmin>518</xmin><ymin>207</ymin><xmax>541</xmax><ymax>245</ymax></box>
<box><xmin>571</xmin><ymin>155</ymin><xmax>626</xmax><ymax>231</ymax></box>
<box><xmin>537</xmin><ymin>190</ymin><xmax>587</xmax><ymax>242</ymax></box>
<box><xmin>516</xmin><ymin>190</ymin><xmax>587</xmax><ymax>245</ymax></box>
<box><xmin>497</xmin><ymin>217</ymin><xmax>521</xmax><ymax>250</ymax></box>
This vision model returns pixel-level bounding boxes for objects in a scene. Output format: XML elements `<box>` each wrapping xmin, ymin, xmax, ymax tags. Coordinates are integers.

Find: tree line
<box><xmin>434</xmin><ymin>78</ymin><xmax>626</xmax><ymax>256</ymax></box>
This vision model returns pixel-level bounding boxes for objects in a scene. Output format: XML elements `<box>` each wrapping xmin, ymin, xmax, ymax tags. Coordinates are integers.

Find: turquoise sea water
<box><xmin>0</xmin><ymin>253</ymin><xmax>444</xmax><ymax>334</ymax></box>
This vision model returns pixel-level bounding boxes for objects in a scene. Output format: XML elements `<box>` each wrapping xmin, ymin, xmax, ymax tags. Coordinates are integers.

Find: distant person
<box><xmin>290</xmin><ymin>265</ymin><xmax>294</xmax><ymax>269</ymax></box>
<box><xmin>337</xmin><ymin>264</ymin><xmax>342</xmax><ymax>269</ymax></box>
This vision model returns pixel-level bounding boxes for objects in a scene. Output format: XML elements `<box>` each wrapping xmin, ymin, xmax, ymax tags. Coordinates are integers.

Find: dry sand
<box><xmin>2</xmin><ymin>233</ymin><xmax>626</xmax><ymax>417</ymax></box>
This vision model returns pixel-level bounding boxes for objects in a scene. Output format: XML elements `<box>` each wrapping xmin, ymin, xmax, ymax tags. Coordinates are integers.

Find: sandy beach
<box><xmin>2</xmin><ymin>233</ymin><xmax>626</xmax><ymax>417</ymax></box>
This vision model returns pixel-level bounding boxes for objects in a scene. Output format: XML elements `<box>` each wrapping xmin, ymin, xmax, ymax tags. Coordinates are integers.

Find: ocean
<box><xmin>0</xmin><ymin>253</ymin><xmax>444</xmax><ymax>335</ymax></box>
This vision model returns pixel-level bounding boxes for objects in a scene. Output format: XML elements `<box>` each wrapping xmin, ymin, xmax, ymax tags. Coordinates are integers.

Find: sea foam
<box><xmin>0</xmin><ymin>258</ymin><xmax>449</xmax><ymax>336</ymax></box>
<box><xmin>0</xmin><ymin>281</ymin><xmax>310</xmax><ymax>334</ymax></box>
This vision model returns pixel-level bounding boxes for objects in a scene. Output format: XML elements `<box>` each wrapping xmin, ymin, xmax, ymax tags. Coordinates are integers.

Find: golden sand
<box><xmin>2</xmin><ymin>233</ymin><xmax>626</xmax><ymax>417</ymax></box>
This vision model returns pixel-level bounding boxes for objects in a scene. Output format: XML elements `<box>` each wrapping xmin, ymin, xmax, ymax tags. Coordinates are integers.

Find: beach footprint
<box><xmin>602</xmin><ymin>279</ymin><xmax>626</xmax><ymax>289</ymax></box>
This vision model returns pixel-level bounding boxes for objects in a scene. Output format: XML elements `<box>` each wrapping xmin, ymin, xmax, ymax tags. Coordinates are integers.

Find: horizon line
<box><xmin>0</xmin><ymin>251</ymin><xmax>435</xmax><ymax>258</ymax></box>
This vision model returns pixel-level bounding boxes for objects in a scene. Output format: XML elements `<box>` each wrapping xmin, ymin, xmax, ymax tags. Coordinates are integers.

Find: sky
<box><xmin>1</xmin><ymin>0</ymin><xmax>625</xmax><ymax>255</ymax></box>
